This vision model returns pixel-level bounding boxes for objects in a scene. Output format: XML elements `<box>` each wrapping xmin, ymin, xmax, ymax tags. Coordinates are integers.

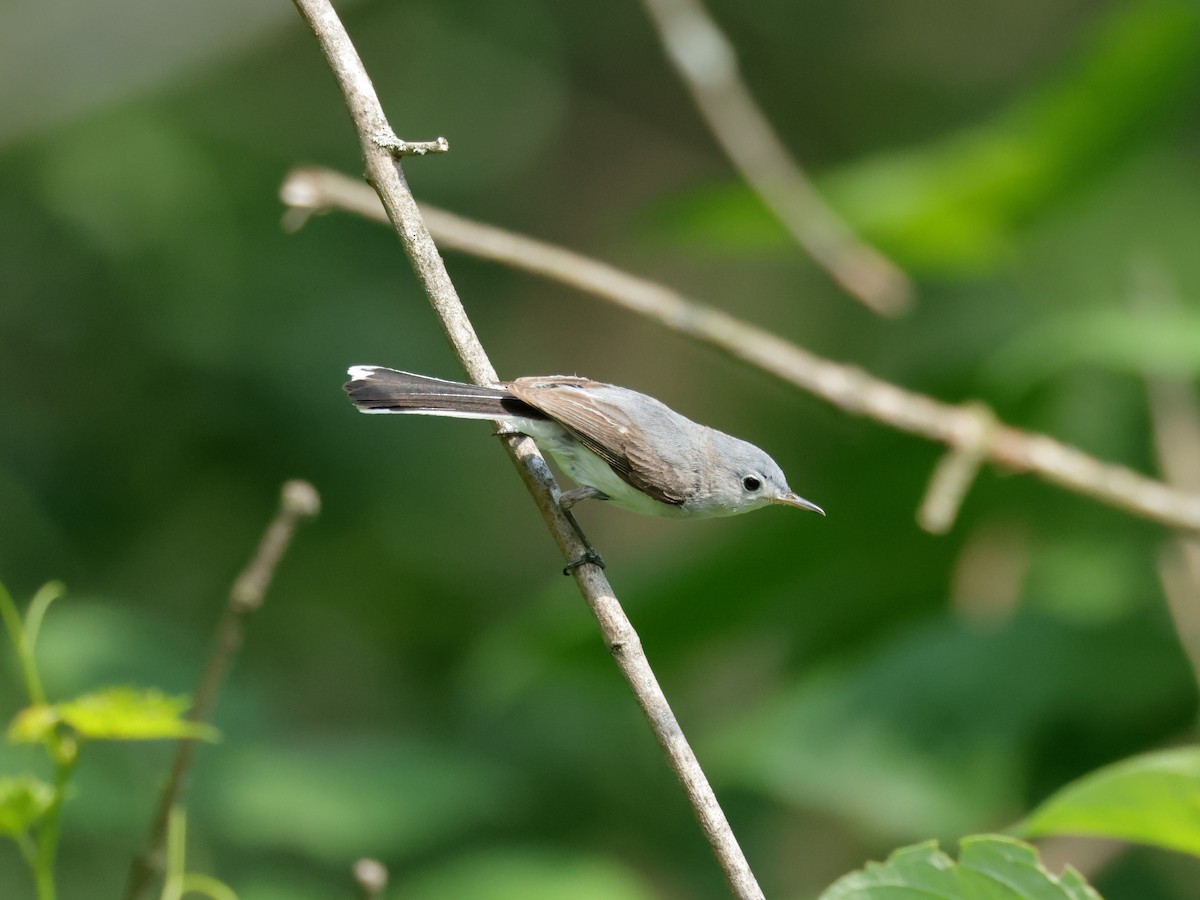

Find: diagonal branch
<box><xmin>287</xmin><ymin>2</ymin><xmax>765</xmax><ymax>897</ymax></box>
<box><xmin>638</xmin><ymin>0</ymin><xmax>912</xmax><ymax>315</ymax></box>
<box><xmin>281</xmin><ymin>166</ymin><xmax>1200</xmax><ymax>534</ymax></box>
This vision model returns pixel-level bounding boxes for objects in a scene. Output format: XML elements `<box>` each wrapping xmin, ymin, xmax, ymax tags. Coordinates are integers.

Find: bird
<box><xmin>343</xmin><ymin>366</ymin><xmax>824</xmax><ymax>524</ymax></box>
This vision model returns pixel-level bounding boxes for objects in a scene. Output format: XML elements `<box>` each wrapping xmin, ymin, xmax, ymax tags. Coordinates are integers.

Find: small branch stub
<box><xmin>231</xmin><ymin>479</ymin><xmax>321</xmax><ymax>613</ymax></box>
<box><xmin>282</xmin><ymin>478</ymin><xmax>323</xmax><ymax>518</ymax></box>
<box><xmin>354</xmin><ymin>858</ymin><xmax>389</xmax><ymax>899</ymax></box>
<box><xmin>373</xmin><ymin>130</ymin><xmax>450</xmax><ymax>157</ymax></box>
<box><xmin>918</xmin><ymin>404</ymin><xmax>995</xmax><ymax>535</ymax></box>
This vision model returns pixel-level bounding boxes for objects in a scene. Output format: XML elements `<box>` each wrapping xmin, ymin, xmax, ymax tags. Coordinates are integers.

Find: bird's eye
<box><xmin>742</xmin><ymin>476</ymin><xmax>762</xmax><ymax>492</ymax></box>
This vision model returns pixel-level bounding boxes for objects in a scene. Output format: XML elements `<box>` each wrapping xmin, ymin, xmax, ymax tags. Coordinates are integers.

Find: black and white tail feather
<box><xmin>344</xmin><ymin>366</ymin><xmax>547</xmax><ymax>422</ymax></box>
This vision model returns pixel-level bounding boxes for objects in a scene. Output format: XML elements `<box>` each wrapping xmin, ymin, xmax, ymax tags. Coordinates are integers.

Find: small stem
<box><xmin>16</xmin><ymin>831</ymin><xmax>37</xmax><ymax>868</ymax></box>
<box><xmin>23</xmin><ymin>582</ymin><xmax>64</xmax><ymax>653</ymax></box>
<box><xmin>372</xmin><ymin>131</ymin><xmax>449</xmax><ymax>156</ymax></box>
<box><xmin>15</xmin><ymin>829</ymin><xmax>47</xmax><ymax>900</ymax></box>
<box><xmin>33</xmin><ymin>862</ymin><xmax>55</xmax><ymax>900</ymax></box>
<box><xmin>32</xmin><ymin>745</ymin><xmax>78</xmax><ymax>900</ymax></box>
<box><xmin>0</xmin><ymin>582</ymin><xmax>48</xmax><ymax>706</ymax></box>
<box><xmin>161</xmin><ymin>807</ymin><xmax>186</xmax><ymax>900</ymax></box>
<box><xmin>1</xmin><ymin>584</ymin><xmax>73</xmax><ymax>899</ymax></box>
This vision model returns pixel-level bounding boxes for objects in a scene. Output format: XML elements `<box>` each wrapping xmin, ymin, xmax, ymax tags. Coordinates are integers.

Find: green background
<box><xmin>2</xmin><ymin>0</ymin><xmax>1199</xmax><ymax>896</ymax></box>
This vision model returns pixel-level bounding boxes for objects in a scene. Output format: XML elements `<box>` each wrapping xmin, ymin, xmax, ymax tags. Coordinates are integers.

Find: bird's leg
<box><xmin>490</xmin><ymin>431</ymin><xmax>607</xmax><ymax>573</ymax></box>
<box><xmin>560</xmin><ymin>507</ymin><xmax>606</xmax><ymax>574</ymax></box>
<box><xmin>558</xmin><ymin>488</ymin><xmax>608</xmax><ymax>574</ymax></box>
<box><xmin>559</xmin><ymin>486</ymin><xmax>608</xmax><ymax>509</ymax></box>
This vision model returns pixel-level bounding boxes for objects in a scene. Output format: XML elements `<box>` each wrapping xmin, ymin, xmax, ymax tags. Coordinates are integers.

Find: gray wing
<box><xmin>507</xmin><ymin>378</ymin><xmax>699</xmax><ymax>506</ymax></box>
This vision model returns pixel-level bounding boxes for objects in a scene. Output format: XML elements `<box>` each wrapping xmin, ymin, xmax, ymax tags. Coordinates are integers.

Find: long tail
<box><xmin>343</xmin><ymin>366</ymin><xmax>544</xmax><ymax>419</ymax></box>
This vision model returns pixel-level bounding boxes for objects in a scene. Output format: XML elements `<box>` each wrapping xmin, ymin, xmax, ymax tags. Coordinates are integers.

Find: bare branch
<box><xmin>125</xmin><ymin>480</ymin><xmax>320</xmax><ymax>900</ymax></box>
<box><xmin>286</xmin><ymin>3</ymin><xmax>765</xmax><ymax>897</ymax></box>
<box><xmin>281</xmin><ymin>166</ymin><xmax>1200</xmax><ymax>534</ymax></box>
<box><xmin>638</xmin><ymin>0</ymin><xmax>912</xmax><ymax>315</ymax></box>
<box><xmin>231</xmin><ymin>480</ymin><xmax>320</xmax><ymax>612</ymax></box>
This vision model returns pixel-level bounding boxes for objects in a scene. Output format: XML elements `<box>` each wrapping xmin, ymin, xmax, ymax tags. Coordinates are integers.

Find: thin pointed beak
<box><xmin>774</xmin><ymin>492</ymin><xmax>825</xmax><ymax>515</ymax></box>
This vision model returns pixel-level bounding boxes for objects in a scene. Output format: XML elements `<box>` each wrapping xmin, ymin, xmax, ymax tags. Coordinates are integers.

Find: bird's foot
<box><xmin>563</xmin><ymin>547</ymin><xmax>606</xmax><ymax>575</ymax></box>
<box><xmin>558</xmin><ymin>500</ymin><xmax>606</xmax><ymax>575</ymax></box>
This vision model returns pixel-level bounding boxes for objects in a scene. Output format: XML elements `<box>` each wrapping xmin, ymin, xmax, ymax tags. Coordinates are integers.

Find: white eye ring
<box><xmin>742</xmin><ymin>475</ymin><xmax>762</xmax><ymax>492</ymax></box>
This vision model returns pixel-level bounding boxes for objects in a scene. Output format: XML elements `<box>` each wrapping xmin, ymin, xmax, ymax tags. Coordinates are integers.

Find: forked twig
<box><xmin>281</xmin><ymin>166</ymin><xmax>1200</xmax><ymax>535</ymax></box>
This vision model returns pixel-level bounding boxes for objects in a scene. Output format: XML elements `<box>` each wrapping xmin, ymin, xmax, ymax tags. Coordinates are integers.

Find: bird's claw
<box><xmin>563</xmin><ymin>548</ymin><xmax>606</xmax><ymax>576</ymax></box>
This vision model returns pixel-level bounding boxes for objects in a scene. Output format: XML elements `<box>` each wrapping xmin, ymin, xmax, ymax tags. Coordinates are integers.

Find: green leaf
<box><xmin>987</xmin><ymin>308</ymin><xmax>1200</xmax><ymax>390</ymax></box>
<box><xmin>7</xmin><ymin>687</ymin><xmax>219</xmax><ymax>743</ymax></box>
<box><xmin>820</xmin><ymin>835</ymin><xmax>1101</xmax><ymax>900</ymax></box>
<box><xmin>1018</xmin><ymin>746</ymin><xmax>1200</xmax><ymax>857</ymax></box>
<box><xmin>0</xmin><ymin>775</ymin><xmax>54</xmax><ymax>836</ymax></box>
<box><xmin>6</xmin><ymin>705</ymin><xmax>60</xmax><ymax>744</ymax></box>
<box><xmin>710</xmin><ymin>612</ymin><xmax>1193</xmax><ymax>842</ymax></box>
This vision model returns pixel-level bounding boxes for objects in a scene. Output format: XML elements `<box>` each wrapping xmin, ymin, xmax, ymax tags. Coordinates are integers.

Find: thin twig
<box><xmin>124</xmin><ymin>480</ymin><xmax>320</xmax><ymax>900</ymax></box>
<box><xmin>280</xmin><ymin>167</ymin><xmax>1200</xmax><ymax>534</ymax></box>
<box><xmin>638</xmin><ymin>0</ymin><xmax>912</xmax><ymax>315</ymax></box>
<box><xmin>285</xmin><ymin>3</ymin><xmax>765</xmax><ymax>897</ymax></box>
<box><xmin>373</xmin><ymin>133</ymin><xmax>450</xmax><ymax>157</ymax></box>
<box><xmin>917</xmin><ymin>403</ymin><xmax>994</xmax><ymax>534</ymax></box>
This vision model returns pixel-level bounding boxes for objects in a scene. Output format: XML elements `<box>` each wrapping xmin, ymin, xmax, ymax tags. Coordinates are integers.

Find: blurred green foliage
<box><xmin>651</xmin><ymin>1</ymin><xmax>1200</xmax><ymax>273</ymax></box>
<box><xmin>1</xmin><ymin>580</ymin><xmax>229</xmax><ymax>899</ymax></box>
<box><xmin>1020</xmin><ymin>747</ymin><xmax>1200</xmax><ymax>858</ymax></box>
<box><xmin>1</xmin><ymin>0</ymin><xmax>1199</xmax><ymax>897</ymax></box>
<box><xmin>0</xmin><ymin>777</ymin><xmax>54</xmax><ymax>839</ymax></box>
<box><xmin>7</xmin><ymin>687</ymin><xmax>218</xmax><ymax>744</ymax></box>
<box><xmin>820</xmin><ymin>836</ymin><xmax>1100</xmax><ymax>900</ymax></box>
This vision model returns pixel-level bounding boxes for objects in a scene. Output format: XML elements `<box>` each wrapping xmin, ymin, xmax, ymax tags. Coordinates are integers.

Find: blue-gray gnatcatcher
<box><xmin>344</xmin><ymin>367</ymin><xmax>824</xmax><ymax>524</ymax></box>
